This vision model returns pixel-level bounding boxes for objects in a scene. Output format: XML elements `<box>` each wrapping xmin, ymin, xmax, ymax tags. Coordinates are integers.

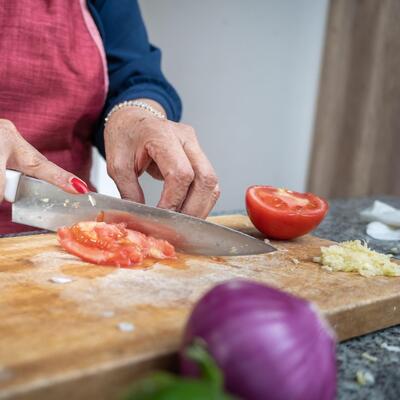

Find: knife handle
<box><xmin>4</xmin><ymin>169</ymin><xmax>22</xmax><ymax>203</ymax></box>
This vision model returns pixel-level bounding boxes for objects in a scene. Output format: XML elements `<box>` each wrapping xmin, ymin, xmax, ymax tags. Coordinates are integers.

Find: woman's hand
<box><xmin>0</xmin><ymin>119</ymin><xmax>88</xmax><ymax>202</ymax></box>
<box><xmin>104</xmin><ymin>105</ymin><xmax>220</xmax><ymax>219</ymax></box>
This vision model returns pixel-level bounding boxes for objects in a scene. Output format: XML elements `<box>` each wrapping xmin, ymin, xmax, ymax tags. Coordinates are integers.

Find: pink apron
<box><xmin>0</xmin><ymin>0</ymin><xmax>108</xmax><ymax>234</ymax></box>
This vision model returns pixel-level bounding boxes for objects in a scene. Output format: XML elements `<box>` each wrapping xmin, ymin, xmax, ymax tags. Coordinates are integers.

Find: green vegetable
<box><xmin>121</xmin><ymin>340</ymin><xmax>236</xmax><ymax>400</ymax></box>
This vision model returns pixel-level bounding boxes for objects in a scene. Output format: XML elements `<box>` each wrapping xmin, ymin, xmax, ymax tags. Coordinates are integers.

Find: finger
<box><xmin>107</xmin><ymin>155</ymin><xmax>145</xmax><ymax>203</ymax></box>
<box><xmin>184</xmin><ymin>183</ymin><xmax>220</xmax><ymax>219</ymax></box>
<box><xmin>146</xmin><ymin>137</ymin><xmax>194</xmax><ymax>211</ymax></box>
<box><xmin>180</xmin><ymin>139</ymin><xmax>220</xmax><ymax>218</ymax></box>
<box><xmin>8</xmin><ymin>141</ymin><xmax>88</xmax><ymax>194</ymax></box>
<box><xmin>0</xmin><ymin>157</ymin><xmax>6</xmax><ymax>202</ymax></box>
<box><xmin>146</xmin><ymin>161</ymin><xmax>163</xmax><ymax>181</ymax></box>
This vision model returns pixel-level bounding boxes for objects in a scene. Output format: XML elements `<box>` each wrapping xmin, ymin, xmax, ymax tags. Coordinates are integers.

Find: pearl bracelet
<box><xmin>104</xmin><ymin>100</ymin><xmax>166</xmax><ymax>126</ymax></box>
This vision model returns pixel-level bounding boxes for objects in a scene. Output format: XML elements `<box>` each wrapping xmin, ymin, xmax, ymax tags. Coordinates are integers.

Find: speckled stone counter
<box><xmin>314</xmin><ymin>196</ymin><xmax>400</xmax><ymax>400</ymax></box>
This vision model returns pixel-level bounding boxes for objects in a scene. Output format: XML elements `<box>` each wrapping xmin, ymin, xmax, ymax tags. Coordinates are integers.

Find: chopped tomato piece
<box><xmin>70</xmin><ymin>221</ymin><xmax>127</xmax><ymax>250</ymax></box>
<box><xmin>246</xmin><ymin>186</ymin><xmax>329</xmax><ymax>240</ymax></box>
<box><xmin>125</xmin><ymin>229</ymin><xmax>175</xmax><ymax>259</ymax></box>
<box><xmin>146</xmin><ymin>236</ymin><xmax>176</xmax><ymax>259</ymax></box>
<box><xmin>126</xmin><ymin>229</ymin><xmax>149</xmax><ymax>248</ymax></box>
<box><xmin>58</xmin><ymin>221</ymin><xmax>176</xmax><ymax>267</ymax></box>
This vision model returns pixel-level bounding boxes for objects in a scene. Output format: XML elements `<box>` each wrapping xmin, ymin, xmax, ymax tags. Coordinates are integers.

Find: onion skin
<box><xmin>181</xmin><ymin>280</ymin><xmax>337</xmax><ymax>400</ymax></box>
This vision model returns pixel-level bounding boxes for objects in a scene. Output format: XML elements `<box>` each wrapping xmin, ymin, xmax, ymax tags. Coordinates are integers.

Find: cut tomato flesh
<box><xmin>58</xmin><ymin>227</ymin><xmax>135</xmax><ymax>266</ymax></box>
<box><xmin>70</xmin><ymin>221</ymin><xmax>128</xmax><ymax>249</ymax></box>
<box><xmin>252</xmin><ymin>187</ymin><xmax>325</xmax><ymax>214</ymax></box>
<box><xmin>126</xmin><ymin>229</ymin><xmax>148</xmax><ymax>247</ymax></box>
<box><xmin>146</xmin><ymin>236</ymin><xmax>176</xmax><ymax>259</ymax></box>
<box><xmin>57</xmin><ymin>221</ymin><xmax>176</xmax><ymax>267</ymax></box>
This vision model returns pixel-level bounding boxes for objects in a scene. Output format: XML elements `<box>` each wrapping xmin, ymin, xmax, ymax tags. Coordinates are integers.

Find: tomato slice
<box><xmin>246</xmin><ymin>186</ymin><xmax>329</xmax><ymax>240</ymax></box>
<box><xmin>58</xmin><ymin>225</ymin><xmax>144</xmax><ymax>267</ymax></box>
<box><xmin>146</xmin><ymin>236</ymin><xmax>176</xmax><ymax>259</ymax></box>
<box><xmin>58</xmin><ymin>221</ymin><xmax>176</xmax><ymax>267</ymax></box>
<box><xmin>70</xmin><ymin>221</ymin><xmax>128</xmax><ymax>249</ymax></box>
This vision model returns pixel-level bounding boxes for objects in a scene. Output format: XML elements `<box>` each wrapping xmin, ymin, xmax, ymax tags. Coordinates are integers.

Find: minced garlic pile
<box><xmin>313</xmin><ymin>240</ymin><xmax>400</xmax><ymax>277</ymax></box>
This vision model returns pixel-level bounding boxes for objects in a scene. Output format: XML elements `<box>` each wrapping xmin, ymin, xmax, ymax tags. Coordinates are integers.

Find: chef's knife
<box><xmin>4</xmin><ymin>169</ymin><xmax>276</xmax><ymax>256</ymax></box>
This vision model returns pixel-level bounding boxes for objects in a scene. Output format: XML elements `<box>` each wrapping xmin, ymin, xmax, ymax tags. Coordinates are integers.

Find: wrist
<box><xmin>105</xmin><ymin>99</ymin><xmax>166</xmax><ymax>128</ymax></box>
<box><xmin>137</xmin><ymin>98</ymin><xmax>166</xmax><ymax>117</ymax></box>
<box><xmin>104</xmin><ymin>105</ymin><xmax>167</xmax><ymax>139</ymax></box>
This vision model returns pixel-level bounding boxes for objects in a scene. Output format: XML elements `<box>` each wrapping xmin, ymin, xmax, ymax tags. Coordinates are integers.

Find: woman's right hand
<box><xmin>0</xmin><ymin>119</ymin><xmax>88</xmax><ymax>203</ymax></box>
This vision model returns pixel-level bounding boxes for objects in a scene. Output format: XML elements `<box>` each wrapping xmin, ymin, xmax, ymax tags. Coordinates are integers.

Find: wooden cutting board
<box><xmin>1</xmin><ymin>215</ymin><xmax>400</xmax><ymax>400</ymax></box>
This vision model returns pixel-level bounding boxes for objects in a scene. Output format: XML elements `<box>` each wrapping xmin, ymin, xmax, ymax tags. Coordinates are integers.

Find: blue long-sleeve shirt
<box><xmin>87</xmin><ymin>0</ymin><xmax>182</xmax><ymax>156</ymax></box>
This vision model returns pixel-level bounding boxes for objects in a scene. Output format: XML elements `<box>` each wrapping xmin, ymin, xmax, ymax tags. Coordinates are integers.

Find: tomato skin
<box><xmin>246</xmin><ymin>186</ymin><xmax>329</xmax><ymax>240</ymax></box>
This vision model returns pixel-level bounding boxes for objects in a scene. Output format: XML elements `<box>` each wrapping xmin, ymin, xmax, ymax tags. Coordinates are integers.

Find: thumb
<box><xmin>9</xmin><ymin>144</ymin><xmax>89</xmax><ymax>194</ymax></box>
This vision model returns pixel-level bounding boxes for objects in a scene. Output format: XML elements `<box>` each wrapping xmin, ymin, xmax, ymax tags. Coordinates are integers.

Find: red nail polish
<box><xmin>70</xmin><ymin>177</ymin><xmax>89</xmax><ymax>194</ymax></box>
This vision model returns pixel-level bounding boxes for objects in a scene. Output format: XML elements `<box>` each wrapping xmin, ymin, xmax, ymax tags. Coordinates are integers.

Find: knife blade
<box><xmin>7</xmin><ymin>171</ymin><xmax>276</xmax><ymax>256</ymax></box>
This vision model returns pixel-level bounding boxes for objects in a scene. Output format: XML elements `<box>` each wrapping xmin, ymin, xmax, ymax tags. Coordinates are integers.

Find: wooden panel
<box><xmin>0</xmin><ymin>215</ymin><xmax>400</xmax><ymax>399</ymax></box>
<box><xmin>308</xmin><ymin>0</ymin><xmax>400</xmax><ymax>197</ymax></box>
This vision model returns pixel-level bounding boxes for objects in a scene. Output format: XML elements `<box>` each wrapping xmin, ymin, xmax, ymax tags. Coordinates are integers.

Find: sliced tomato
<box><xmin>58</xmin><ymin>226</ymin><xmax>138</xmax><ymax>266</ymax></box>
<box><xmin>126</xmin><ymin>229</ymin><xmax>149</xmax><ymax>248</ymax></box>
<box><xmin>57</xmin><ymin>221</ymin><xmax>176</xmax><ymax>267</ymax></box>
<box><xmin>246</xmin><ymin>186</ymin><xmax>329</xmax><ymax>240</ymax></box>
<box><xmin>70</xmin><ymin>221</ymin><xmax>127</xmax><ymax>250</ymax></box>
<box><xmin>124</xmin><ymin>229</ymin><xmax>175</xmax><ymax>259</ymax></box>
<box><xmin>146</xmin><ymin>236</ymin><xmax>176</xmax><ymax>259</ymax></box>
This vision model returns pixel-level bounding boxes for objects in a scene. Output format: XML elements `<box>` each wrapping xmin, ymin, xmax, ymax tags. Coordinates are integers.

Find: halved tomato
<box><xmin>58</xmin><ymin>221</ymin><xmax>176</xmax><ymax>267</ymax></box>
<box><xmin>246</xmin><ymin>186</ymin><xmax>329</xmax><ymax>240</ymax></box>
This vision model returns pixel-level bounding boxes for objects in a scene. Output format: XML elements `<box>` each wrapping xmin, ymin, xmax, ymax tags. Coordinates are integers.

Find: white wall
<box><xmin>92</xmin><ymin>0</ymin><xmax>328</xmax><ymax>212</ymax></box>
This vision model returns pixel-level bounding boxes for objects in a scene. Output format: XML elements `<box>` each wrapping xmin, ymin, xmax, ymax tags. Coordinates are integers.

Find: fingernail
<box><xmin>70</xmin><ymin>177</ymin><xmax>89</xmax><ymax>194</ymax></box>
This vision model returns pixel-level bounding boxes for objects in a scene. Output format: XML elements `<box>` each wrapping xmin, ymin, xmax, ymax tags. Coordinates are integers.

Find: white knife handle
<box><xmin>4</xmin><ymin>169</ymin><xmax>22</xmax><ymax>203</ymax></box>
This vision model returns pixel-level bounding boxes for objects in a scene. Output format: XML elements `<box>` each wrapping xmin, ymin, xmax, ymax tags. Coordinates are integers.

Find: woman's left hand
<box><xmin>104</xmin><ymin>103</ymin><xmax>220</xmax><ymax>219</ymax></box>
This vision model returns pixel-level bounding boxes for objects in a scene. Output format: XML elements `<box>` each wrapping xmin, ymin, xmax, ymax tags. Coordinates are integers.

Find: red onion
<box><xmin>181</xmin><ymin>280</ymin><xmax>336</xmax><ymax>400</ymax></box>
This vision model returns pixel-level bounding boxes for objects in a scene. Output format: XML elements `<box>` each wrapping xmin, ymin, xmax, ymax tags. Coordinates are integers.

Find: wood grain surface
<box><xmin>1</xmin><ymin>215</ymin><xmax>400</xmax><ymax>399</ymax></box>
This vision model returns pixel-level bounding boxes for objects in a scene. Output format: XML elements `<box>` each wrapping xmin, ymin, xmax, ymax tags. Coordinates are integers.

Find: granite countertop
<box><xmin>312</xmin><ymin>196</ymin><xmax>400</xmax><ymax>400</ymax></box>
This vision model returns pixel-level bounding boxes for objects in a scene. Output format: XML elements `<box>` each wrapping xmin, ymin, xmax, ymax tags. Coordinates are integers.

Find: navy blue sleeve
<box><xmin>88</xmin><ymin>0</ymin><xmax>182</xmax><ymax>156</ymax></box>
